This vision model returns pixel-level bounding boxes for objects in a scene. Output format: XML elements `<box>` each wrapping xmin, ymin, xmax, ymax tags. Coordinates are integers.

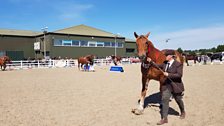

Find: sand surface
<box><xmin>0</xmin><ymin>64</ymin><xmax>224</xmax><ymax>126</ymax></box>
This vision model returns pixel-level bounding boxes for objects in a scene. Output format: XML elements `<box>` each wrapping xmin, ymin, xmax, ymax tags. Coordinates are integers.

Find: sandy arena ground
<box><xmin>0</xmin><ymin>63</ymin><xmax>224</xmax><ymax>126</ymax></box>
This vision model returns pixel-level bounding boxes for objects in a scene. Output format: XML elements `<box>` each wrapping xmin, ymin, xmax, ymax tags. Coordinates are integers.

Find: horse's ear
<box><xmin>134</xmin><ymin>32</ymin><xmax>138</xmax><ymax>38</ymax></box>
<box><xmin>145</xmin><ymin>32</ymin><xmax>150</xmax><ymax>38</ymax></box>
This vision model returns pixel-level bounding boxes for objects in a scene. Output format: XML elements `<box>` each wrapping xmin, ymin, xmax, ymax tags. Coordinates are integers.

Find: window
<box><xmin>104</xmin><ymin>42</ymin><xmax>111</xmax><ymax>47</ymax></box>
<box><xmin>62</xmin><ymin>40</ymin><xmax>72</xmax><ymax>46</ymax></box>
<box><xmin>0</xmin><ymin>51</ymin><xmax>6</xmax><ymax>56</ymax></box>
<box><xmin>88</xmin><ymin>41</ymin><xmax>96</xmax><ymax>47</ymax></box>
<box><xmin>117</xmin><ymin>42</ymin><xmax>123</xmax><ymax>48</ymax></box>
<box><xmin>80</xmin><ymin>41</ymin><xmax>88</xmax><ymax>47</ymax></box>
<box><xmin>111</xmin><ymin>42</ymin><xmax>116</xmax><ymax>47</ymax></box>
<box><xmin>97</xmin><ymin>42</ymin><xmax>104</xmax><ymax>47</ymax></box>
<box><xmin>53</xmin><ymin>39</ymin><xmax>123</xmax><ymax>48</ymax></box>
<box><xmin>54</xmin><ymin>39</ymin><xmax>62</xmax><ymax>46</ymax></box>
<box><xmin>72</xmin><ymin>40</ymin><xmax>80</xmax><ymax>46</ymax></box>
<box><xmin>126</xmin><ymin>48</ymin><xmax>135</xmax><ymax>53</ymax></box>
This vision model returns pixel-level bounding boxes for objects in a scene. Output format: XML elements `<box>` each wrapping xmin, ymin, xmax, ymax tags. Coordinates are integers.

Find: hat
<box><xmin>164</xmin><ymin>50</ymin><xmax>175</xmax><ymax>56</ymax></box>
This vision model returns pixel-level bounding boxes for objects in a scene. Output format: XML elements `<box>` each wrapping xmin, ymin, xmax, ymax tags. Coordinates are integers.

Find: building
<box><xmin>0</xmin><ymin>24</ymin><xmax>137</xmax><ymax>60</ymax></box>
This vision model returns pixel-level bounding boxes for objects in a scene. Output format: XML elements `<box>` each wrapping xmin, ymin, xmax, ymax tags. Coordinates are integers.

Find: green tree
<box><xmin>200</xmin><ymin>50</ymin><xmax>206</xmax><ymax>55</ymax></box>
<box><xmin>177</xmin><ymin>47</ymin><xmax>183</xmax><ymax>54</ymax></box>
<box><xmin>189</xmin><ymin>51</ymin><xmax>196</xmax><ymax>55</ymax></box>
<box><xmin>216</xmin><ymin>44</ymin><xmax>224</xmax><ymax>52</ymax></box>
<box><xmin>210</xmin><ymin>47</ymin><xmax>216</xmax><ymax>53</ymax></box>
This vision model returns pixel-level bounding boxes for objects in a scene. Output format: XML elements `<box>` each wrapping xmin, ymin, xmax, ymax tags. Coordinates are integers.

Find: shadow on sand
<box><xmin>144</xmin><ymin>92</ymin><xmax>180</xmax><ymax>116</ymax></box>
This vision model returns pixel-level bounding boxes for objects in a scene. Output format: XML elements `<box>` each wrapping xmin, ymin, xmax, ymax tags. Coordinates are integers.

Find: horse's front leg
<box><xmin>132</xmin><ymin>75</ymin><xmax>149</xmax><ymax>115</ymax></box>
<box><xmin>2</xmin><ymin>64</ymin><xmax>6</xmax><ymax>71</ymax></box>
<box><xmin>80</xmin><ymin>64</ymin><xmax>83</xmax><ymax>70</ymax></box>
<box><xmin>3</xmin><ymin>65</ymin><xmax>6</xmax><ymax>71</ymax></box>
<box><xmin>139</xmin><ymin>75</ymin><xmax>149</xmax><ymax>109</ymax></box>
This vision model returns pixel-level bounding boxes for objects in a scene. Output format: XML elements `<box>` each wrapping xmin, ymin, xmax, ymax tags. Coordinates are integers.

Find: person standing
<box><xmin>147</xmin><ymin>50</ymin><xmax>186</xmax><ymax>125</ymax></box>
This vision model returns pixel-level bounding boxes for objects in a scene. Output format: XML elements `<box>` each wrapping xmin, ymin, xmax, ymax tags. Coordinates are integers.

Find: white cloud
<box><xmin>55</xmin><ymin>3</ymin><xmax>94</xmax><ymax>21</ymax></box>
<box><xmin>150</xmin><ymin>25</ymin><xmax>224</xmax><ymax>50</ymax></box>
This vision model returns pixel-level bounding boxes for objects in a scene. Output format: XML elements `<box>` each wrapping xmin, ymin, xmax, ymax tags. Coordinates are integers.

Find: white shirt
<box><xmin>168</xmin><ymin>59</ymin><xmax>174</xmax><ymax>67</ymax></box>
<box><xmin>165</xmin><ymin>59</ymin><xmax>174</xmax><ymax>71</ymax></box>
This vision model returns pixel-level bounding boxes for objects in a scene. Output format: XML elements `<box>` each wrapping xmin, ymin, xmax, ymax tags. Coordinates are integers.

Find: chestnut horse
<box><xmin>132</xmin><ymin>32</ymin><xmax>184</xmax><ymax>114</ymax></box>
<box><xmin>77</xmin><ymin>55</ymin><xmax>95</xmax><ymax>70</ymax></box>
<box><xmin>0</xmin><ymin>56</ymin><xmax>11</xmax><ymax>71</ymax></box>
<box><xmin>111</xmin><ymin>55</ymin><xmax>122</xmax><ymax>65</ymax></box>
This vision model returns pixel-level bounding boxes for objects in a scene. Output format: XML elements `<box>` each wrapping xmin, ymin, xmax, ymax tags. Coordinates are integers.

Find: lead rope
<box><xmin>150</xmin><ymin>61</ymin><xmax>183</xmax><ymax>93</ymax></box>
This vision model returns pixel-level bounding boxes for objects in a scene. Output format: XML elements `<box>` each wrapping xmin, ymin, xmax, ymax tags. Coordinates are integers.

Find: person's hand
<box><xmin>147</xmin><ymin>57</ymin><xmax>152</xmax><ymax>62</ymax></box>
<box><xmin>163</xmin><ymin>72</ymin><xmax>168</xmax><ymax>76</ymax></box>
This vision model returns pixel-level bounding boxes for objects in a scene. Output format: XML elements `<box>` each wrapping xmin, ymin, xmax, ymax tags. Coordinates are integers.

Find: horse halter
<box><xmin>136</xmin><ymin>36</ymin><xmax>149</xmax><ymax>57</ymax></box>
<box><xmin>136</xmin><ymin>39</ymin><xmax>151</xmax><ymax>70</ymax></box>
<box><xmin>137</xmin><ymin>36</ymin><xmax>159</xmax><ymax>63</ymax></box>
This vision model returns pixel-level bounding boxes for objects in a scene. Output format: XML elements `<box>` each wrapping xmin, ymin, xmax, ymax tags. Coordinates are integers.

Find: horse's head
<box><xmin>2</xmin><ymin>56</ymin><xmax>11</xmax><ymax>64</ymax></box>
<box><xmin>85</xmin><ymin>55</ymin><xmax>95</xmax><ymax>64</ymax></box>
<box><xmin>111</xmin><ymin>55</ymin><xmax>122</xmax><ymax>61</ymax></box>
<box><xmin>134</xmin><ymin>32</ymin><xmax>154</xmax><ymax>61</ymax></box>
<box><xmin>87</xmin><ymin>55</ymin><xmax>95</xmax><ymax>60</ymax></box>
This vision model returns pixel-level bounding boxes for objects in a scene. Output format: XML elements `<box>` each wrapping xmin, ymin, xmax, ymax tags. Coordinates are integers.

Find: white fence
<box><xmin>6</xmin><ymin>59</ymin><xmax>76</xmax><ymax>70</ymax></box>
<box><xmin>5</xmin><ymin>58</ymin><xmax>140</xmax><ymax>70</ymax></box>
<box><xmin>93</xmin><ymin>58</ymin><xmax>130</xmax><ymax>66</ymax></box>
<box><xmin>4</xmin><ymin>58</ymin><xmax>223</xmax><ymax>71</ymax></box>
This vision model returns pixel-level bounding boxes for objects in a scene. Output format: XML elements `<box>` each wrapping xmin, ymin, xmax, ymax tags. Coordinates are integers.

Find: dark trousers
<box><xmin>161</xmin><ymin>89</ymin><xmax>185</xmax><ymax>118</ymax></box>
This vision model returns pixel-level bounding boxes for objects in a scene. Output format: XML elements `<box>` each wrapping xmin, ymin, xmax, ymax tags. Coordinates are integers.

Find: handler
<box><xmin>147</xmin><ymin>50</ymin><xmax>186</xmax><ymax>125</ymax></box>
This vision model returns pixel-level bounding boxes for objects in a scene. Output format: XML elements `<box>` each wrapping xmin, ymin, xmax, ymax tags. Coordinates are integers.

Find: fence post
<box><xmin>48</xmin><ymin>59</ymin><xmax>51</xmax><ymax>68</ymax></box>
<box><xmin>66</xmin><ymin>59</ymin><xmax>69</xmax><ymax>67</ymax></box>
<box><xmin>52</xmin><ymin>60</ymin><xmax>55</xmax><ymax>68</ymax></box>
<box><xmin>38</xmin><ymin>60</ymin><xmax>40</xmax><ymax>68</ymax></box>
<box><xmin>20</xmin><ymin>60</ymin><xmax>23</xmax><ymax>69</ymax></box>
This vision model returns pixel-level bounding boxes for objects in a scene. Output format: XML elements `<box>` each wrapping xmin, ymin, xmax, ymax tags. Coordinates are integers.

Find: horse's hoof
<box><xmin>131</xmin><ymin>108</ymin><xmax>144</xmax><ymax>115</ymax></box>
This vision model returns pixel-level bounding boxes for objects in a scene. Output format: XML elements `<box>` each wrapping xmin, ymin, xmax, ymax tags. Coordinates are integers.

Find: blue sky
<box><xmin>0</xmin><ymin>0</ymin><xmax>224</xmax><ymax>50</ymax></box>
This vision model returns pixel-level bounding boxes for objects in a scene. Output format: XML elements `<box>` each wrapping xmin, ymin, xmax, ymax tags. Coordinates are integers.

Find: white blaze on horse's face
<box><xmin>134</xmin><ymin>32</ymin><xmax>150</xmax><ymax>60</ymax></box>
